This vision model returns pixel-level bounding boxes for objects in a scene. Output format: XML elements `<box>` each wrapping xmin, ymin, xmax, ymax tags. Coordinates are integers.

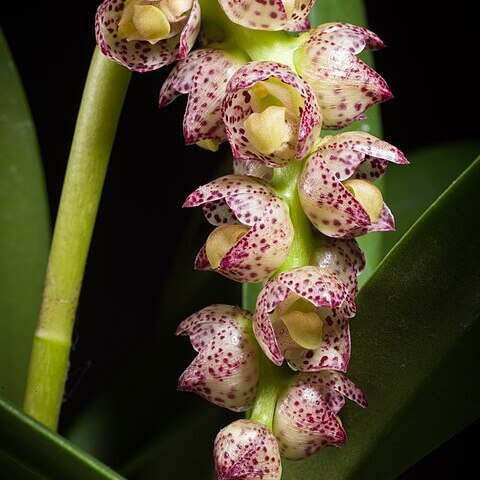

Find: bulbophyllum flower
<box><xmin>298</xmin><ymin>131</ymin><xmax>409</xmax><ymax>238</ymax></box>
<box><xmin>176</xmin><ymin>304</ymin><xmax>259</xmax><ymax>411</ymax></box>
<box><xmin>222</xmin><ymin>61</ymin><xmax>322</xmax><ymax>167</ymax></box>
<box><xmin>253</xmin><ymin>266</ymin><xmax>355</xmax><ymax>372</ymax></box>
<box><xmin>214</xmin><ymin>419</ymin><xmax>282</xmax><ymax>480</ymax></box>
<box><xmin>183</xmin><ymin>175</ymin><xmax>294</xmax><ymax>282</ymax></box>
<box><xmin>273</xmin><ymin>370</ymin><xmax>367</xmax><ymax>459</ymax></box>
<box><xmin>218</xmin><ymin>0</ymin><xmax>314</xmax><ymax>32</ymax></box>
<box><xmin>159</xmin><ymin>49</ymin><xmax>246</xmax><ymax>151</ymax></box>
<box><xmin>95</xmin><ymin>0</ymin><xmax>200</xmax><ymax>72</ymax></box>
<box><xmin>294</xmin><ymin>22</ymin><xmax>392</xmax><ymax>129</ymax></box>
<box><xmin>311</xmin><ymin>238</ymin><xmax>365</xmax><ymax>297</ymax></box>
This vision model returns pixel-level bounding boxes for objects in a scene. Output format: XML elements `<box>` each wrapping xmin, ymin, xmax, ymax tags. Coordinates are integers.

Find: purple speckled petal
<box><xmin>194</xmin><ymin>244</ymin><xmax>212</xmax><ymax>271</ymax></box>
<box><xmin>347</xmin><ymin>202</ymin><xmax>395</xmax><ymax>237</ymax></box>
<box><xmin>286</xmin><ymin>16</ymin><xmax>311</xmax><ymax>33</ymax></box>
<box><xmin>177</xmin><ymin>306</ymin><xmax>259</xmax><ymax>412</ymax></box>
<box><xmin>253</xmin><ymin>267</ymin><xmax>354</xmax><ymax>370</ymax></box>
<box><xmin>311</xmin><ymin>238</ymin><xmax>365</xmax><ymax>297</ymax></box>
<box><xmin>294</xmin><ymin>22</ymin><xmax>391</xmax><ymax>129</ymax></box>
<box><xmin>176</xmin><ymin>304</ymin><xmax>249</xmax><ymax>351</ymax></box>
<box><xmin>218</xmin><ymin>0</ymin><xmax>314</xmax><ymax>31</ymax></box>
<box><xmin>222</xmin><ymin>61</ymin><xmax>322</xmax><ymax>167</ymax></box>
<box><xmin>214</xmin><ymin>419</ymin><xmax>282</xmax><ymax>480</ymax></box>
<box><xmin>95</xmin><ymin>0</ymin><xmax>200</xmax><ymax>72</ymax></box>
<box><xmin>233</xmin><ymin>158</ymin><xmax>274</xmax><ymax>183</ymax></box>
<box><xmin>279</xmin><ymin>304</ymin><xmax>352</xmax><ymax>372</ymax></box>
<box><xmin>273</xmin><ymin>370</ymin><xmax>366</xmax><ymax>459</ymax></box>
<box><xmin>159</xmin><ymin>49</ymin><xmax>212</xmax><ymax>107</ymax></box>
<box><xmin>274</xmin><ymin>380</ymin><xmax>346</xmax><ymax>459</ymax></box>
<box><xmin>160</xmin><ymin>49</ymin><xmax>244</xmax><ymax>144</ymax></box>
<box><xmin>184</xmin><ymin>175</ymin><xmax>294</xmax><ymax>282</ymax></box>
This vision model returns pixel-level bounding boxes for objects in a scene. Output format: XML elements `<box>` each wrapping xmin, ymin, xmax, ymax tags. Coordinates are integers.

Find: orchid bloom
<box><xmin>312</xmin><ymin>238</ymin><xmax>365</xmax><ymax>298</ymax></box>
<box><xmin>214</xmin><ymin>419</ymin><xmax>282</xmax><ymax>480</ymax></box>
<box><xmin>254</xmin><ymin>266</ymin><xmax>355</xmax><ymax>372</ymax></box>
<box><xmin>218</xmin><ymin>0</ymin><xmax>314</xmax><ymax>32</ymax></box>
<box><xmin>294</xmin><ymin>22</ymin><xmax>392</xmax><ymax>129</ymax></box>
<box><xmin>222</xmin><ymin>61</ymin><xmax>322</xmax><ymax>167</ymax></box>
<box><xmin>273</xmin><ymin>370</ymin><xmax>367</xmax><ymax>459</ymax></box>
<box><xmin>176</xmin><ymin>304</ymin><xmax>259</xmax><ymax>411</ymax></box>
<box><xmin>159</xmin><ymin>49</ymin><xmax>246</xmax><ymax>151</ymax></box>
<box><xmin>298</xmin><ymin>131</ymin><xmax>408</xmax><ymax>238</ymax></box>
<box><xmin>95</xmin><ymin>0</ymin><xmax>200</xmax><ymax>72</ymax></box>
<box><xmin>183</xmin><ymin>175</ymin><xmax>294</xmax><ymax>282</ymax></box>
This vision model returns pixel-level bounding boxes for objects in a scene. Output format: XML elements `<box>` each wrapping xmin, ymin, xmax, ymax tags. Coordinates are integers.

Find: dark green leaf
<box><xmin>283</xmin><ymin>157</ymin><xmax>480</xmax><ymax>479</ymax></box>
<box><xmin>0</xmin><ymin>29</ymin><xmax>50</xmax><ymax>406</ymax></box>
<box><xmin>0</xmin><ymin>397</ymin><xmax>125</xmax><ymax>480</ymax></box>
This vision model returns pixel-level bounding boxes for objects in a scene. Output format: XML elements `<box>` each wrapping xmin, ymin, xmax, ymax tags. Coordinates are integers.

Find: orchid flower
<box><xmin>183</xmin><ymin>175</ymin><xmax>294</xmax><ymax>282</ymax></box>
<box><xmin>254</xmin><ymin>266</ymin><xmax>355</xmax><ymax>372</ymax></box>
<box><xmin>214</xmin><ymin>419</ymin><xmax>282</xmax><ymax>480</ymax></box>
<box><xmin>311</xmin><ymin>238</ymin><xmax>365</xmax><ymax>298</ymax></box>
<box><xmin>217</xmin><ymin>0</ymin><xmax>314</xmax><ymax>32</ymax></box>
<box><xmin>95</xmin><ymin>0</ymin><xmax>200</xmax><ymax>72</ymax></box>
<box><xmin>274</xmin><ymin>370</ymin><xmax>367</xmax><ymax>459</ymax></box>
<box><xmin>176</xmin><ymin>304</ymin><xmax>259</xmax><ymax>411</ymax></box>
<box><xmin>222</xmin><ymin>61</ymin><xmax>322</xmax><ymax>167</ymax></box>
<box><xmin>298</xmin><ymin>131</ymin><xmax>409</xmax><ymax>238</ymax></box>
<box><xmin>294</xmin><ymin>22</ymin><xmax>392</xmax><ymax>129</ymax></box>
<box><xmin>159</xmin><ymin>48</ymin><xmax>247</xmax><ymax>151</ymax></box>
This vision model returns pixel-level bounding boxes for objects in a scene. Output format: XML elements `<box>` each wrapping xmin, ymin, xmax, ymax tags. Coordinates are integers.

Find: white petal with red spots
<box><xmin>177</xmin><ymin>304</ymin><xmax>259</xmax><ymax>412</ymax></box>
<box><xmin>184</xmin><ymin>175</ymin><xmax>294</xmax><ymax>282</ymax></box>
<box><xmin>253</xmin><ymin>266</ymin><xmax>355</xmax><ymax>371</ymax></box>
<box><xmin>294</xmin><ymin>22</ymin><xmax>392</xmax><ymax>129</ymax></box>
<box><xmin>159</xmin><ymin>49</ymin><xmax>245</xmax><ymax>144</ymax></box>
<box><xmin>95</xmin><ymin>0</ymin><xmax>200</xmax><ymax>72</ymax></box>
<box><xmin>218</xmin><ymin>0</ymin><xmax>314</xmax><ymax>32</ymax></box>
<box><xmin>214</xmin><ymin>419</ymin><xmax>282</xmax><ymax>480</ymax></box>
<box><xmin>273</xmin><ymin>370</ymin><xmax>366</xmax><ymax>459</ymax></box>
<box><xmin>222</xmin><ymin>61</ymin><xmax>322</xmax><ymax>167</ymax></box>
<box><xmin>298</xmin><ymin>132</ymin><xmax>408</xmax><ymax>238</ymax></box>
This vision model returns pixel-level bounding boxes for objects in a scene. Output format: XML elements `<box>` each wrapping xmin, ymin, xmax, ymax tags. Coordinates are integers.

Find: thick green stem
<box><xmin>23</xmin><ymin>48</ymin><xmax>131</xmax><ymax>430</ymax></box>
<box><xmin>200</xmin><ymin>0</ymin><xmax>300</xmax><ymax>67</ymax></box>
<box><xmin>271</xmin><ymin>160</ymin><xmax>314</xmax><ymax>272</ymax></box>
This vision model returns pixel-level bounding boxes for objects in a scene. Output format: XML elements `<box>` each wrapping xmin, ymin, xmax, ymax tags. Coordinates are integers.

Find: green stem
<box><xmin>23</xmin><ymin>48</ymin><xmax>131</xmax><ymax>430</ymax></box>
<box><xmin>249</xmin><ymin>352</ymin><xmax>288</xmax><ymax>431</ymax></box>
<box><xmin>271</xmin><ymin>159</ymin><xmax>314</xmax><ymax>272</ymax></box>
<box><xmin>200</xmin><ymin>0</ymin><xmax>300</xmax><ymax>67</ymax></box>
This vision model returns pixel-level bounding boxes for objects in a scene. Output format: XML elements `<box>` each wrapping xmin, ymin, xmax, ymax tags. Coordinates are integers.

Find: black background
<box><xmin>1</xmin><ymin>1</ymin><xmax>478</xmax><ymax>478</ymax></box>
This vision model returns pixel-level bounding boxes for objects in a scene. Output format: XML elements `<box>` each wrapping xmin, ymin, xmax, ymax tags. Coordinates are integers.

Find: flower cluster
<box><xmin>95</xmin><ymin>0</ymin><xmax>407</xmax><ymax>477</ymax></box>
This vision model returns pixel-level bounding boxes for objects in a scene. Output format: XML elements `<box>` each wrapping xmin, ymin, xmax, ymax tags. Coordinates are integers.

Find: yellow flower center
<box><xmin>343</xmin><ymin>179</ymin><xmax>384</xmax><ymax>223</ymax></box>
<box><xmin>118</xmin><ymin>0</ymin><xmax>193</xmax><ymax>44</ymax></box>
<box><xmin>277</xmin><ymin>296</ymin><xmax>324</xmax><ymax>350</ymax></box>
<box><xmin>205</xmin><ymin>224</ymin><xmax>250</xmax><ymax>269</ymax></box>
<box><xmin>243</xmin><ymin>79</ymin><xmax>302</xmax><ymax>159</ymax></box>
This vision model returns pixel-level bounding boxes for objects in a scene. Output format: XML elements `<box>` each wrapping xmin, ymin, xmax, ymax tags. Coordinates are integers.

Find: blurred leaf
<box><xmin>0</xmin><ymin>397</ymin><xmax>125</xmax><ymax>480</ymax></box>
<box><xmin>382</xmin><ymin>140</ymin><xmax>480</xmax><ymax>256</ymax></box>
<box><xmin>0</xmin><ymin>29</ymin><xmax>50</xmax><ymax>405</ymax></box>
<box><xmin>283</xmin><ymin>157</ymin><xmax>480</xmax><ymax>479</ymax></box>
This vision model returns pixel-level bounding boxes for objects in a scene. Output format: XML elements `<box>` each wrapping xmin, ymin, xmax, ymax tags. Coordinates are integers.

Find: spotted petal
<box><xmin>311</xmin><ymin>238</ymin><xmax>366</xmax><ymax>297</ymax></box>
<box><xmin>96</xmin><ymin>0</ymin><xmax>200</xmax><ymax>72</ymax></box>
<box><xmin>298</xmin><ymin>132</ymin><xmax>408</xmax><ymax>238</ymax></box>
<box><xmin>294</xmin><ymin>22</ymin><xmax>392</xmax><ymax>129</ymax></box>
<box><xmin>253</xmin><ymin>266</ymin><xmax>355</xmax><ymax>371</ymax></box>
<box><xmin>214</xmin><ymin>419</ymin><xmax>282</xmax><ymax>480</ymax></box>
<box><xmin>159</xmin><ymin>49</ymin><xmax>245</xmax><ymax>144</ymax></box>
<box><xmin>273</xmin><ymin>371</ymin><xmax>366</xmax><ymax>460</ymax></box>
<box><xmin>184</xmin><ymin>175</ymin><xmax>294</xmax><ymax>282</ymax></box>
<box><xmin>177</xmin><ymin>305</ymin><xmax>259</xmax><ymax>412</ymax></box>
<box><xmin>222</xmin><ymin>61</ymin><xmax>322</xmax><ymax>167</ymax></box>
<box><xmin>218</xmin><ymin>0</ymin><xmax>314</xmax><ymax>32</ymax></box>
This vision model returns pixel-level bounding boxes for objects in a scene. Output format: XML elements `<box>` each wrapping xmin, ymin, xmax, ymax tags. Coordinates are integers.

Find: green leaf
<box><xmin>283</xmin><ymin>157</ymin><xmax>480</xmax><ymax>479</ymax></box>
<box><xmin>0</xmin><ymin>29</ymin><xmax>50</xmax><ymax>405</ymax></box>
<box><xmin>382</xmin><ymin>140</ymin><xmax>480</xmax><ymax>256</ymax></box>
<box><xmin>0</xmin><ymin>397</ymin><xmax>125</xmax><ymax>480</ymax></box>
